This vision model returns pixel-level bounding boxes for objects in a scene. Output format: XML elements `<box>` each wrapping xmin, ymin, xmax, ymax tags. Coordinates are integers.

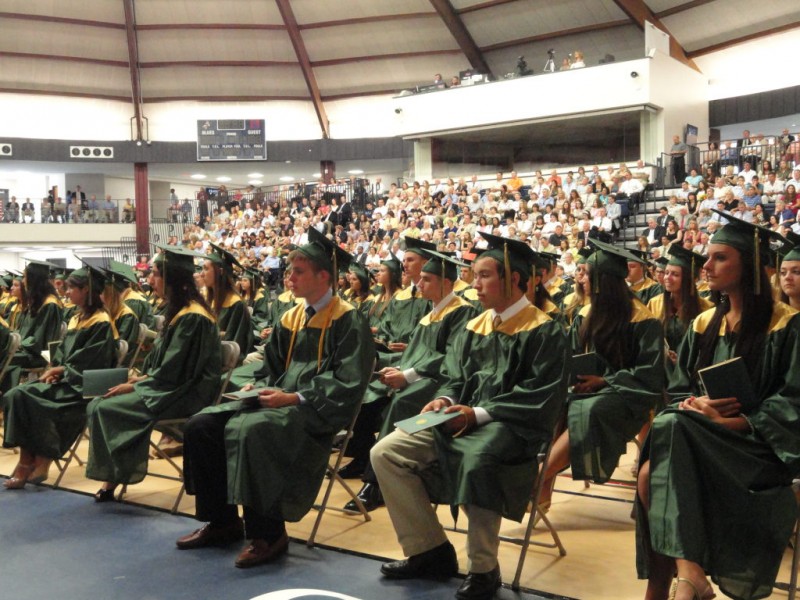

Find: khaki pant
<box><xmin>371</xmin><ymin>429</ymin><xmax>501</xmax><ymax>573</ymax></box>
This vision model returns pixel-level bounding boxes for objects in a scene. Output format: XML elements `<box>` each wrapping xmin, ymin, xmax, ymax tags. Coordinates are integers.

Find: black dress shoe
<box><xmin>343</xmin><ymin>482</ymin><xmax>384</xmax><ymax>513</ymax></box>
<box><xmin>336</xmin><ymin>460</ymin><xmax>366</xmax><ymax>479</ymax></box>
<box><xmin>455</xmin><ymin>565</ymin><xmax>501</xmax><ymax>600</ymax></box>
<box><xmin>380</xmin><ymin>541</ymin><xmax>458</xmax><ymax>580</ymax></box>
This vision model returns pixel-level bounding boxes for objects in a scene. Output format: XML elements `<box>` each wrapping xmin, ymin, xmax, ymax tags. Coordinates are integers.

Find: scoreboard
<box><xmin>197</xmin><ymin>119</ymin><xmax>266</xmax><ymax>161</ymax></box>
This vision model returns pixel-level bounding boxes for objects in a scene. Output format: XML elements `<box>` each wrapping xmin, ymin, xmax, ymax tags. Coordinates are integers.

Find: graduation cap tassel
<box><xmin>690</xmin><ymin>256</ymin><xmax>695</xmax><ymax>297</ymax></box>
<box><xmin>441</xmin><ymin>259</ymin><xmax>445</xmax><ymax>299</ymax></box>
<box><xmin>503</xmin><ymin>243</ymin><xmax>512</xmax><ymax>299</ymax></box>
<box><xmin>333</xmin><ymin>249</ymin><xmax>338</xmax><ymax>293</ymax></box>
<box><xmin>527</xmin><ymin>266</ymin><xmax>536</xmax><ymax>303</ymax></box>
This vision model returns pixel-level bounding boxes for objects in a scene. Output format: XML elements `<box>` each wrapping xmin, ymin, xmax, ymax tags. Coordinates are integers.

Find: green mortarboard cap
<box><xmin>420</xmin><ymin>249</ymin><xmax>464</xmax><ymax>282</ymax></box>
<box><xmin>0</xmin><ymin>275</ymin><xmax>11</xmax><ymax>288</ymax></box>
<box><xmin>380</xmin><ymin>252</ymin><xmax>403</xmax><ymax>276</ymax></box>
<box><xmin>576</xmin><ymin>247</ymin><xmax>594</xmax><ymax>264</ymax></box>
<box><xmin>652</xmin><ymin>256</ymin><xmax>669</xmax><ymax>269</ymax></box>
<box><xmin>479</xmin><ymin>232</ymin><xmax>539</xmax><ymax>297</ymax></box>
<box><xmin>23</xmin><ymin>259</ymin><xmax>57</xmax><ymax>278</ymax></box>
<box><xmin>586</xmin><ymin>239</ymin><xmax>631</xmax><ymax>279</ymax></box>
<box><xmin>109</xmin><ymin>260</ymin><xmax>138</xmax><ymax>285</ymax></box>
<box><xmin>48</xmin><ymin>264</ymin><xmax>72</xmax><ymax>281</ymax></box>
<box><xmin>71</xmin><ymin>257</ymin><xmax>108</xmax><ymax>297</ymax></box>
<box><xmin>242</xmin><ymin>268</ymin><xmax>264</xmax><ymax>288</ymax></box>
<box><xmin>102</xmin><ymin>267</ymin><xmax>130</xmax><ymax>292</ymax></box>
<box><xmin>295</xmin><ymin>228</ymin><xmax>353</xmax><ymax>287</ymax></box>
<box><xmin>207</xmin><ymin>243</ymin><xmax>243</xmax><ymax>274</ymax></box>
<box><xmin>626</xmin><ymin>248</ymin><xmax>650</xmax><ymax>265</ymax></box>
<box><xmin>779</xmin><ymin>230</ymin><xmax>800</xmax><ymax>263</ymax></box>
<box><xmin>401</xmin><ymin>236</ymin><xmax>437</xmax><ymax>257</ymax></box>
<box><xmin>667</xmin><ymin>244</ymin><xmax>705</xmax><ymax>271</ymax></box>
<box><xmin>153</xmin><ymin>244</ymin><xmax>204</xmax><ymax>284</ymax></box>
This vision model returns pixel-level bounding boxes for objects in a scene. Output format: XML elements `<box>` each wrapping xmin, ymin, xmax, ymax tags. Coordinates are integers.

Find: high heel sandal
<box><xmin>4</xmin><ymin>463</ymin><xmax>34</xmax><ymax>490</ymax></box>
<box><xmin>94</xmin><ymin>488</ymin><xmax>116</xmax><ymax>503</ymax></box>
<box><xmin>28</xmin><ymin>461</ymin><xmax>52</xmax><ymax>485</ymax></box>
<box><xmin>668</xmin><ymin>577</ymin><xmax>716</xmax><ymax>600</ymax></box>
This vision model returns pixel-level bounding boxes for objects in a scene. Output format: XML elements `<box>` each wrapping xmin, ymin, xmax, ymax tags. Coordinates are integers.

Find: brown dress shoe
<box><xmin>176</xmin><ymin>519</ymin><xmax>244</xmax><ymax>550</ymax></box>
<box><xmin>234</xmin><ymin>532</ymin><xmax>289</xmax><ymax>568</ymax></box>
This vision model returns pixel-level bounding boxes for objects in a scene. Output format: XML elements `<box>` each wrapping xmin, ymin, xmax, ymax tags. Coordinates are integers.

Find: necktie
<box><xmin>305</xmin><ymin>305</ymin><xmax>316</xmax><ymax>325</ymax></box>
<box><xmin>492</xmin><ymin>315</ymin><xmax>502</xmax><ymax>330</ymax></box>
<box><xmin>411</xmin><ymin>284</ymin><xmax>417</xmax><ymax>298</ymax></box>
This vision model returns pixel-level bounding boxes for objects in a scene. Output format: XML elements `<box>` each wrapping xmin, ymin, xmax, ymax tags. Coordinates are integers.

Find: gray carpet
<box><xmin>0</xmin><ymin>485</ymin><xmax>567</xmax><ymax>600</ymax></box>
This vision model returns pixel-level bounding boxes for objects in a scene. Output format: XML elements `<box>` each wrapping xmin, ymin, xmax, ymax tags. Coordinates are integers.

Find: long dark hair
<box><xmin>162</xmin><ymin>264</ymin><xmax>212</xmax><ymax>332</ymax></box>
<box><xmin>66</xmin><ymin>274</ymin><xmax>105</xmax><ymax>320</ymax></box>
<box><xmin>696</xmin><ymin>250</ymin><xmax>772</xmax><ymax>379</ymax></box>
<box><xmin>662</xmin><ymin>264</ymin><xmax>703</xmax><ymax>327</ymax></box>
<box><xmin>25</xmin><ymin>267</ymin><xmax>57</xmax><ymax>317</ymax></box>
<box><xmin>579</xmin><ymin>269</ymin><xmax>635</xmax><ymax>370</ymax></box>
<box><xmin>204</xmin><ymin>261</ymin><xmax>236</xmax><ymax>315</ymax></box>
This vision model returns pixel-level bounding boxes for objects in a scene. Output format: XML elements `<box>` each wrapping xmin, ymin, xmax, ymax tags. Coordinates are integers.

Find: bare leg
<box><xmin>30</xmin><ymin>455</ymin><xmax>52</xmax><ymax>484</ymax></box>
<box><xmin>538</xmin><ymin>429</ymin><xmax>571</xmax><ymax>508</ymax></box>
<box><xmin>674</xmin><ymin>559</ymin><xmax>715</xmax><ymax>600</ymax></box>
<box><xmin>638</xmin><ymin>460</ymin><xmax>676</xmax><ymax>600</ymax></box>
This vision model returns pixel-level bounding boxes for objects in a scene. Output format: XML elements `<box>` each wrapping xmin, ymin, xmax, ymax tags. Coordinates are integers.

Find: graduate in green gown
<box><xmin>0</xmin><ymin>314</ymin><xmax>11</xmax><ymax>375</ymax></box>
<box><xmin>371</xmin><ymin>232</ymin><xmax>569</xmax><ymax>595</ymax></box>
<box><xmin>0</xmin><ymin>275</ymin><xmax>15</xmax><ymax>319</ymax></box>
<box><xmin>87</xmin><ymin>245</ymin><xmax>222</xmax><ymax>500</ymax></box>
<box><xmin>2</xmin><ymin>261</ymin><xmax>63</xmax><ymax>392</ymax></box>
<box><xmin>637</xmin><ymin>212</ymin><xmax>800</xmax><ymax>600</ymax></box>
<box><xmin>779</xmin><ymin>241</ymin><xmax>800</xmax><ymax>310</ymax></box>
<box><xmin>560</xmin><ymin>247</ymin><xmax>593</xmax><ymax>326</ymax></box>
<box><xmin>3</xmin><ymin>265</ymin><xmax>117</xmax><ymax>489</ymax></box>
<box><xmin>177</xmin><ymin>227</ymin><xmax>374</xmax><ymax>568</ymax></box>
<box><xmin>342</xmin><ymin>250</ymin><xmax>478</xmax><ymax>510</ymax></box>
<box><xmin>202</xmin><ymin>244</ymin><xmax>252</xmax><ymax>363</ymax></box>
<box><xmin>540</xmin><ymin>240</ymin><xmax>664</xmax><ymax>511</ymax></box>
<box><xmin>101</xmin><ymin>268</ymin><xmax>141</xmax><ymax>361</ymax></box>
<box><xmin>345</xmin><ymin>262</ymin><xmax>375</xmax><ymax>318</ymax></box>
<box><xmin>367</xmin><ymin>253</ymin><xmax>401</xmax><ymax>334</ymax></box>
<box><xmin>647</xmin><ymin>245</ymin><xmax>713</xmax><ymax>374</ymax></box>
<box><xmin>51</xmin><ymin>267</ymin><xmax>77</xmax><ymax>322</ymax></box>
<box><xmin>375</xmin><ymin>237</ymin><xmax>434</xmax><ymax>352</ymax></box>
<box><xmin>628</xmin><ymin>249</ymin><xmax>664</xmax><ymax>304</ymax></box>
<box><xmin>112</xmin><ymin>260</ymin><xmax>155</xmax><ymax>329</ymax></box>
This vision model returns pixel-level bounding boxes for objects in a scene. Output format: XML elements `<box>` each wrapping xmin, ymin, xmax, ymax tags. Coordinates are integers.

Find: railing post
<box><xmin>134</xmin><ymin>162</ymin><xmax>150</xmax><ymax>257</ymax></box>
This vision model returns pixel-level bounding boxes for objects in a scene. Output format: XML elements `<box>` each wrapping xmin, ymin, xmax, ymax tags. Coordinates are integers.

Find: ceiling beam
<box><xmin>140</xmin><ymin>60</ymin><xmax>297</xmax><ymax>68</ymax></box>
<box><xmin>274</xmin><ymin>0</ymin><xmax>330</xmax><ymax>139</ymax></box>
<box><xmin>429</xmin><ymin>0</ymin><xmax>493</xmax><ymax>78</ymax></box>
<box><xmin>137</xmin><ymin>23</ymin><xmax>285</xmax><ymax>31</ymax></box>
<box><xmin>612</xmin><ymin>0</ymin><xmax>700</xmax><ymax>71</ymax></box>
<box><xmin>122</xmin><ymin>0</ymin><xmax>144</xmax><ymax>141</ymax></box>
<box><xmin>457</xmin><ymin>0</ymin><xmax>521</xmax><ymax>15</ymax></box>
<box><xmin>0</xmin><ymin>11</ymin><xmax>124</xmax><ymax>29</ymax></box>
<box><xmin>299</xmin><ymin>12</ymin><xmax>438</xmax><ymax>30</ymax></box>
<box><xmin>687</xmin><ymin>21</ymin><xmax>800</xmax><ymax>58</ymax></box>
<box><xmin>481</xmin><ymin>19</ymin><xmax>630</xmax><ymax>52</ymax></box>
<box><xmin>0</xmin><ymin>87</ymin><xmax>130</xmax><ymax>102</ymax></box>
<box><xmin>655</xmin><ymin>0</ymin><xmax>718</xmax><ymax>19</ymax></box>
<box><xmin>0</xmin><ymin>51</ymin><xmax>128</xmax><ymax>68</ymax></box>
<box><xmin>144</xmin><ymin>95</ymin><xmax>308</xmax><ymax>103</ymax></box>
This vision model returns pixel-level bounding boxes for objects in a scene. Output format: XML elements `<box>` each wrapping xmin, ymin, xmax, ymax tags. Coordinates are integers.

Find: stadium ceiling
<box><xmin>0</xmin><ymin>0</ymin><xmax>798</xmax><ymax>139</ymax></box>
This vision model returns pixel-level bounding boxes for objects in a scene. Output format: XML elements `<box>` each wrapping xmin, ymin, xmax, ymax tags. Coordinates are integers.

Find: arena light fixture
<box><xmin>190</xmin><ymin>174</ymin><xmax>206</xmax><ymax>180</ymax></box>
<box><xmin>216</xmin><ymin>176</ymin><xmax>232</xmax><ymax>182</ymax></box>
<box><xmin>348</xmin><ymin>169</ymin><xmax>364</xmax><ymax>175</ymax></box>
<box><xmin>247</xmin><ymin>173</ymin><xmax>263</xmax><ymax>178</ymax></box>
<box><xmin>248</xmin><ymin>179</ymin><xmax>263</xmax><ymax>185</ymax></box>
<box><xmin>279</xmin><ymin>176</ymin><xmax>294</xmax><ymax>182</ymax></box>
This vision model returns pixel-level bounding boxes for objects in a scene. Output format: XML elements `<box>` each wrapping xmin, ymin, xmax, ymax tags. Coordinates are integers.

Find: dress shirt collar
<box><xmin>490</xmin><ymin>295</ymin><xmax>530</xmax><ymax>323</ymax></box>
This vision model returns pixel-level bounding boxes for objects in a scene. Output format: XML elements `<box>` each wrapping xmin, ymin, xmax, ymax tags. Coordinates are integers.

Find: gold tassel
<box><xmin>441</xmin><ymin>259</ymin><xmax>445</xmax><ymax>299</ymax></box>
<box><xmin>332</xmin><ymin>249</ymin><xmax>338</xmax><ymax>293</ymax></box>
<box><xmin>754</xmin><ymin>229</ymin><xmax>761</xmax><ymax>295</ymax></box>
<box><xmin>526</xmin><ymin>266</ymin><xmax>535</xmax><ymax>303</ymax></box>
<box><xmin>503</xmin><ymin>243</ymin><xmax>512</xmax><ymax>299</ymax></box>
<box><xmin>690</xmin><ymin>257</ymin><xmax>695</xmax><ymax>297</ymax></box>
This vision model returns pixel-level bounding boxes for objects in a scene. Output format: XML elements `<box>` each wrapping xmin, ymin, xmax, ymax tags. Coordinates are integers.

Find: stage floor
<box><xmin>0</xmin><ymin>439</ymin><xmax>794</xmax><ymax>599</ymax></box>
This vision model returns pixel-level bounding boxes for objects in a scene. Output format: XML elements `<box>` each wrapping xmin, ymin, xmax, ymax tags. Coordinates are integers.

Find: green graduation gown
<box><xmin>198</xmin><ymin>296</ymin><xmax>374</xmax><ymax>522</ymax></box>
<box><xmin>567</xmin><ymin>300</ymin><xmax>664</xmax><ymax>482</ymax></box>
<box><xmin>630</xmin><ymin>278</ymin><xmax>663</xmax><ymax>305</ymax></box>
<box><xmin>112</xmin><ymin>304</ymin><xmax>140</xmax><ymax>361</ymax></box>
<box><xmin>637</xmin><ymin>302</ymin><xmax>800</xmax><ymax>600</ymax></box>
<box><xmin>216</xmin><ymin>292</ymin><xmax>252</xmax><ymax>361</ymax></box>
<box><xmin>371</xmin><ymin>294</ymin><xmax>477</xmax><ymax>433</ymax></box>
<box><xmin>0</xmin><ymin>315</ymin><xmax>12</xmax><ymax>374</ymax></box>
<box><xmin>3</xmin><ymin>295</ymin><xmax>63</xmax><ymax>390</ymax></box>
<box><xmin>376</xmin><ymin>285</ymin><xmax>431</xmax><ymax>345</ymax></box>
<box><xmin>3</xmin><ymin>311</ymin><xmax>117</xmax><ymax>458</ymax></box>
<box><xmin>252</xmin><ymin>289</ymin><xmax>270</xmax><ymax>325</ymax></box>
<box><xmin>647</xmin><ymin>293</ymin><xmax>713</xmax><ymax>379</ymax></box>
<box><xmin>366</xmin><ymin>290</ymin><xmax>394</xmax><ymax>332</ymax></box>
<box><xmin>122</xmin><ymin>289</ymin><xmax>155</xmax><ymax>328</ymax></box>
<box><xmin>428</xmin><ymin>303</ymin><xmax>569</xmax><ymax>521</ymax></box>
<box><xmin>85</xmin><ymin>302</ymin><xmax>221</xmax><ymax>485</ymax></box>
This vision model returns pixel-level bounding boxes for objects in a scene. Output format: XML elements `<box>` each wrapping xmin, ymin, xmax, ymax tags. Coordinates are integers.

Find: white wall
<box><xmin>104</xmin><ymin>176</ymin><xmax>136</xmax><ymax>201</ymax></box>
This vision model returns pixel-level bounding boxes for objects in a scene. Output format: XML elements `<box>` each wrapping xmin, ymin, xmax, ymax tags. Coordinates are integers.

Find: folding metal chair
<box><xmin>307</xmin><ymin>394</ymin><xmax>371</xmax><ymax>548</ymax></box>
<box><xmin>125</xmin><ymin>324</ymin><xmax>149</xmax><ymax>369</ymax></box>
<box><xmin>774</xmin><ymin>479</ymin><xmax>800</xmax><ymax>599</ymax></box>
<box><xmin>118</xmin><ymin>340</ymin><xmax>241</xmax><ymax>513</ymax></box>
